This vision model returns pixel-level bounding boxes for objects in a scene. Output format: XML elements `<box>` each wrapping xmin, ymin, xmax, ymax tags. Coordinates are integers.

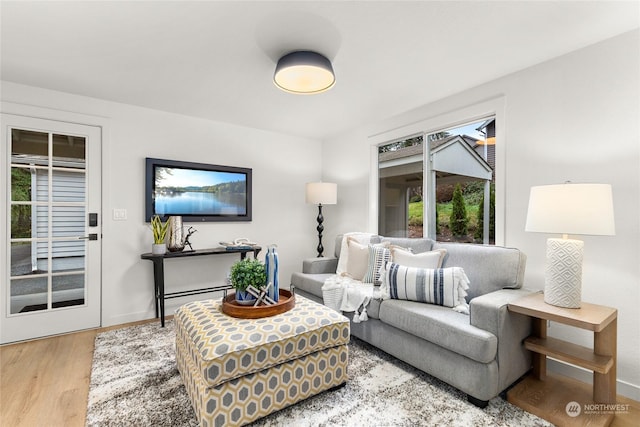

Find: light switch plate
<box><xmin>113</xmin><ymin>208</ymin><xmax>127</xmax><ymax>221</ymax></box>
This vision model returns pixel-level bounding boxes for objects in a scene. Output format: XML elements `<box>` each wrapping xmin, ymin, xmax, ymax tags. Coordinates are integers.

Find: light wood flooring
<box><xmin>1</xmin><ymin>320</ymin><xmax>639</xmax><ymax>427</ymax></box>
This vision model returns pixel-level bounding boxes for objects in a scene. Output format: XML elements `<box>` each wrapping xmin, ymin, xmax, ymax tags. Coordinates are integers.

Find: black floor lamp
<box><xmin>305</xmin><ymin>182</ymin><xmax>337</xmax><ymax>257</ymax></box>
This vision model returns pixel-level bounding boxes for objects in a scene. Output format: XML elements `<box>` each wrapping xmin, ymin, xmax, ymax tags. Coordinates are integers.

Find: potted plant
<box><xmin>150</xmin><ymin>215</ymin><xmax>169</xmax><ymax>255</ymax></box>
<box><xmin>230</xmin><ymin>258</ymin><xmax>267</xmax><ymax>305</ymax></box>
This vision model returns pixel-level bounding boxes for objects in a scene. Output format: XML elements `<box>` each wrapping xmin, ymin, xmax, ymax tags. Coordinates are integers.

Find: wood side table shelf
<box><xmin>141</xmin><ymin>246</ymin><xmax>261</xmax><ymax>327</ymax></box>
<box><xmin>507</xmin><ymin>292</ymin><xmax>617</xmax><ymax>427</ymax></box>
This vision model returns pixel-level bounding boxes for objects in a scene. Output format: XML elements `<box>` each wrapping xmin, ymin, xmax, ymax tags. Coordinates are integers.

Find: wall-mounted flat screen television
<box><xmin>145</xmin><ymin>157</ymin><xmax>252</xmax><ymax>222</ymax></box>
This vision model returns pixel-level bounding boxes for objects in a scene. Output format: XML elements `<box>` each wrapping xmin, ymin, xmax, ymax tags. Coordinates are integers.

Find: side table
<box><xmin>507</xmin><ymin>292</ymin><xmax>617</xmax><ymax>427</ymax></box>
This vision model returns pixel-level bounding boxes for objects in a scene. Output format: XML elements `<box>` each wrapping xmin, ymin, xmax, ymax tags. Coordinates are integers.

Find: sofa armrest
<box><xmin>470</xmin><ymin>288</ymin><xmax>536</xmax><ymax>392</ymax></box>
<box><xmin>470</xmin><ymin>288</ymin><xmax>535</xmax><ymax>333</ymax></box>
<box><xmin>302</xmin><ymin>257</ymin><xmax>338</xmax><ymax>274</ymax></box>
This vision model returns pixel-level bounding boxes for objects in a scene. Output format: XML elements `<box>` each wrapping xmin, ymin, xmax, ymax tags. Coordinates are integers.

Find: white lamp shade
<box><xmin>525</xmin><ymin>183</ymin><xmax>615</xmax><ymax>236</ymax></box>
<box><xmin>305</xmin><ymin>182</ymin><xmax>337</xmax><ymax>205</ymax></box>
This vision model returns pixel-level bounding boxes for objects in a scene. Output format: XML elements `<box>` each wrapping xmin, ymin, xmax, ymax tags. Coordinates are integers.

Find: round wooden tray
<box><xmin>222</xmin><ymin>289</ymin><xmax>294</xmax><ymax>319</ymax></box>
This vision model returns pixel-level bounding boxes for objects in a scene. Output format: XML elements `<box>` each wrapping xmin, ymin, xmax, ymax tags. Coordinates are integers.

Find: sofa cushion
<box><xmin>378</xmin><ymin>299</ymin><xmax>497</xmax><ymax>363</ymax></box>
<box><xmin>433</xmin><ymin>242</ymin><xmax>526</xmax><ymax>301</ymax></box>
<box><xmin>291</xmin><ymin>272</ymin><xmax>332</xmax><ymax>299</ymax></box>
<box><xmin>343</xmin><ymin>238</ymin><xmax>389</xmax><ymax>281</ymax></box>
<box><xmin>391</xmin><ymin>247</ymin><xmax>447</xmax><ymax>268</ymax></box>
<box><xmin>334</xmin><ymin>234</ymin><xmax>382</xmax><ymax>259</ymax></box>
<box><xmin>363</xmin><ymin>245</ymin><xmax>391</xmax><ymax>284</ymax></box>
<box><xmin>381</xmin><ymin>237</ymin><xmax>435</xmax><ymax>254</ymax></box>
<box><xmin>345</xmin><ymin>238</ymin><xmax>370</xmax><ymax>280</ymax></box>
<box><xmin>383</xmin><ymin>264</ymin><xmax>469</xmax><ymax>312</ymax></box>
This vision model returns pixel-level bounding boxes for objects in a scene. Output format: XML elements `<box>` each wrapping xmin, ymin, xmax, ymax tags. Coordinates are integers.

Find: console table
<box><xmin>141</xmin><ymin>247</ymin><xmax>261</xmax><ymax>327</ymax></box>
<box><xmin>507</xmin><ymin>292</ymin><xmax>617</xmax><ymax>427</ymax></box>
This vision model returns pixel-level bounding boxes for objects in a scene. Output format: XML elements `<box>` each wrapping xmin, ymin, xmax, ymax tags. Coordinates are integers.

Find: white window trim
<box><xmin>368</xmin><ymin>96</ymin><xmax>506</xmax><ymax>245</ymax></box>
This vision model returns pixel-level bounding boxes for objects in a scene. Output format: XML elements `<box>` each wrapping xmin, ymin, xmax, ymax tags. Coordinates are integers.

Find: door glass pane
<box><xmin>52</xmin><ymin>170</ymin><xmax>86</xmax><ymax>202</ymax></box>
<box><xmin>52</xmin><ymin>206</ymin><xmax>85</xmax><ymax>237</ymax></box>
<box><xmin>52</xmin><ymin>274</ymin><xmax>85</xmax><ymax>308</ymax></box>
<box><xmin>378</xmin><ymin>136</ymin><xmax>424</xmax><ymax>238</ymax></box>
<box><xmin>51</xmin><ymin>240</ymin><xmax>85</xmax><ymax>273</ymax></box>
<box><xmin>10</xmin><ymin>205</ymin><xmax>32</xmax><ymax>239</ymax></box>
<box><xmin>11</xmin><ymin>167</ymin><xmax>32</xmax><ymax>201</ymax></box>
<box><xmin>10</xmin><ymin>276</ymin><xmax>48</xmax><ymax>314</ymax></box>
<box><xmin>53</xmin><ymin>134</ymin><xmax>85</xmax><ymax>165</ymax></box>
<box><xmin>11</xmin><ymin>129</ymin><xmax>48</xmax><ymax>164</ymax></box>
<box><xmin>10</xmin><ymin>242</ymin><xmax>34</xmax><ymax>276</ymax></box>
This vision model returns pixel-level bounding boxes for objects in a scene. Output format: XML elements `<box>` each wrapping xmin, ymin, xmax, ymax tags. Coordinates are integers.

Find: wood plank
<box><xmin>525</xmin><ymin>336</ymin><xmax>613</xmax><ymax>374</ymax></box>
<box><xmin>594</xmin><ymin>318</ymin><xmax>617</xmax><ymax>403</ymax></box>
<box><xmin>508</xmin><ymin>293</ymin><xmax>617</xmax><ymax>331</ymax></box>
<box><xmin>531</xmin><ymin>317</ymin><xmax>547</xmax><ymax>380</ymax></box>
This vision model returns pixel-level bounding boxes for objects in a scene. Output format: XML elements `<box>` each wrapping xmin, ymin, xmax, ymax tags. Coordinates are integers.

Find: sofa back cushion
<box><xmin>432</xmin><ymin>242</ymin><xmax>526</xmax><ymax>301</ymax></box>
<box><xmin>334</xmin><ymin>234</ymin><xmax>382</xmax><ymax>258</ymax></box>
<box><xmin>335</xmin><ymin>235</ymin><xmax>434</xmax><ymax>258</ymax></box>
<box><xmin>380</xmin><ymin>237</ymin><xmax>435</xmax><ymax>254</ymax></box>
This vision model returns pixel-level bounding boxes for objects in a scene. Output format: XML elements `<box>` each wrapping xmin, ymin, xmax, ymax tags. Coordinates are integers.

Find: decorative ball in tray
<box><xmin>222</xmin><ymin>289</ymin><xmax>295</xmax><ymax>319</ymax></box>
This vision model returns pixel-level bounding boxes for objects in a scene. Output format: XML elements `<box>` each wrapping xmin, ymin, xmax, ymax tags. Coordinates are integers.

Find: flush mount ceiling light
<box><xmin>274</xmin><ymin>51</ymin><xmax>335</xmax><ymax>94</ymax></box>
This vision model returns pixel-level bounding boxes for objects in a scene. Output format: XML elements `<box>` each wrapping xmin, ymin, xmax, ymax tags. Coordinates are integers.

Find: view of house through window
<box><xmin>378</xmin><ymin>117</ymin><xmax>496</xmax><ymax>244</ymax></box>
<box><xmin>378</xmin><ymin>135</ymin><xmax>424</xmax><ymax>238</ymax></box>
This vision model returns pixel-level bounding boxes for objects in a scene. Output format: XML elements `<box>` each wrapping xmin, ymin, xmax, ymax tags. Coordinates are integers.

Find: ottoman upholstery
<box><xmin>175</xmin><ymin>295</ymin><xmax>350</xmax><ymax>427</ymax></box>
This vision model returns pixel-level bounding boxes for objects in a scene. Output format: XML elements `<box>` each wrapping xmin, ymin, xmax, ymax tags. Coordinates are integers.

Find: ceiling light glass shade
<box><xmin>274</xmin><ymin>51</ymin><xmax>335</xmax><ymax>94</ymax></box>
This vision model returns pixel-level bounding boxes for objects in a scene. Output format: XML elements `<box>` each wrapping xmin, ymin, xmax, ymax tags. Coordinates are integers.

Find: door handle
<box><xmin>79</xmin><ymin>234</ymin><xmax>98</xmax><ymax>241</ymax></box>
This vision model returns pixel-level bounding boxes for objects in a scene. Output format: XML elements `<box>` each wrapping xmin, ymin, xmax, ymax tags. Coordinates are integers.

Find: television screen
<box><xmin>145</xmin><ymin>158</ymin><xmax>252</xmax><ymax>222</ymax></box>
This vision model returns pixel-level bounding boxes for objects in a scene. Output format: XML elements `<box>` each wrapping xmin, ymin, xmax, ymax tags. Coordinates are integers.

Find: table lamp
<box><xmin>525</xmin><ymin>183</ymin><xmax>615</xmax><ymax>308</ymax></box>
<box><xmin>305</xmin><ymin>182</ymin><xmax>337</xmax><ymax>257</ymax></box>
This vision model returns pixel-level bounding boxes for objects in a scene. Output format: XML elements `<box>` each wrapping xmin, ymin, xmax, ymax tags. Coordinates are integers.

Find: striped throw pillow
<box><xmin>383</xmin><ymin>263</ymin><xmax>470</xmax><ymax>313</ymax></box>
<box><xmin>362</xmin><ymin>245</ymin><xmax>391</xmax><ymax>284</ymax></box>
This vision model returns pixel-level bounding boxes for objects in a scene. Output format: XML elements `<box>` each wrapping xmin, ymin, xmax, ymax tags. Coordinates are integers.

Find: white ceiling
<box><xmin>1</xmin><ymin>1</ymin><xmax>638</xmax><ymax>140</ymax></box>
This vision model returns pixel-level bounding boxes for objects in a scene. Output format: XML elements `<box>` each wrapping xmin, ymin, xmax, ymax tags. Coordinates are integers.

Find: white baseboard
<box><xmin>103</xmin><ymin>310</ymin><xmax>155</xmax><ymax>327</ymax></box>
<box><xmin>547</xmin><ymin>358</ymin><xmax>640</xmax><ymax>401</ymax></box>
<box><xmin>102</xmin><ymin>295</ymin><xmax>208</xmax><ymax>327</ymax></box>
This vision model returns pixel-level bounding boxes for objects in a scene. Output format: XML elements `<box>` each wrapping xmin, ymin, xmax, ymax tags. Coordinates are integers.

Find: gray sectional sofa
<box><xmin>291</xmin><ymin>235</ymin><xmax>534</xmax><ymax>407</ymax></box>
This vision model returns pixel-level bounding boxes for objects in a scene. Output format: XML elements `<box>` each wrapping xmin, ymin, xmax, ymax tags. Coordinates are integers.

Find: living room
<box><xmin>1</xmin><ymin>1</ymin><xmax>639</xmax><ymax>426</ymax></box>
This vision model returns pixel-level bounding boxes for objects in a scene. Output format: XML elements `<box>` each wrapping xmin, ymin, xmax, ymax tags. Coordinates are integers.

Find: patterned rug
<box><xmin>87</xmin><ymin>320</ymin><xmax>552</xmax><ymax>426</ymax></box>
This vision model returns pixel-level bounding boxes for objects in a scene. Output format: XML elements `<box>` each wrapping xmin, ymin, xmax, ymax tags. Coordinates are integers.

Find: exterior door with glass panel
<box><xmin>1</xmin><ymin>114</ymin><xmax>101</xmax><ymax>343</ymax></box>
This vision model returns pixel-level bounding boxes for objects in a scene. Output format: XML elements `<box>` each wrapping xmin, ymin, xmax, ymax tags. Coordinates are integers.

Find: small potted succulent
<box><xmin>230</xmin><ymin>258</ymin><xmax>267</xmax><ymax>305</ymax></box>
<box><xmin>150</xmin><ymin>215</ymin><xmax>169</xmax><ymax>255</ymax></box>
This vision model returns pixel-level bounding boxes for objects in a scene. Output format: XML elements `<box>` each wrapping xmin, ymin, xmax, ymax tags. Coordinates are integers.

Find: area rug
<box><xmin>87</xmin><ymin>320</ymin><xmax>552</xmax><ymax>426</ymax></box>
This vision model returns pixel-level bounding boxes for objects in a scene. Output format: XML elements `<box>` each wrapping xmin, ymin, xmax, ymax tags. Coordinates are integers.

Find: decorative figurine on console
<box><xmin>183</xmin><ymin>226</ymin><xmax>197</xmax><ymax>252</ymax></box>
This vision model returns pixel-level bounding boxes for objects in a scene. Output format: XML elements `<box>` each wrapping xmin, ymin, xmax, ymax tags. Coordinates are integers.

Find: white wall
<box><xmin>1</xmin><ymin>82</ymin><xmax>324</xmax><ymax>326</ymax></box>
<box><xmin>322</xmin><ymin>30</ymin><xmax>640</xmax><ymax>399</ymax></box>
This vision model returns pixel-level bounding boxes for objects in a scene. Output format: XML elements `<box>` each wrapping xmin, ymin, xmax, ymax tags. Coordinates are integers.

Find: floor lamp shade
<box><xmin>525</xmin><ymin>183</ymin><xmax>615</xmax><ymax>308</ymax></box>
<box><xmin>305</xmin><ymin>182</ymin><xmax>337</xmax><ymax>205</ymax></box>
<box><xmin>306</xmin><ymin>183</ymin><xmax>337</xmax><ymax>257</ymax></box>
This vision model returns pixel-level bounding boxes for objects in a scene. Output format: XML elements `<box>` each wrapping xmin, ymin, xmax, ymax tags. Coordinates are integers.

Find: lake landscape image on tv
<box><xmin>154</xmin><ymin>166</ymin><xmax>247</xmax><ymax>216</ymax></box>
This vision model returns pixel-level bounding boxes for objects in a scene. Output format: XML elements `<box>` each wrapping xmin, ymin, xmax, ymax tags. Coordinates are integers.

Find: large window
<box><xmin>377</xmin><ymin>117</ymin><xmax>496</xmax><ymax>243</ymax></box>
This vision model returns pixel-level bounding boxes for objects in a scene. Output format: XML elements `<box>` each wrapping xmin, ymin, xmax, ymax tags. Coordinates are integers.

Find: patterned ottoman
<box><xmin>175</xmin><ymin>294</ymin><xmax>350</xmax><ymax>427</ymax></box>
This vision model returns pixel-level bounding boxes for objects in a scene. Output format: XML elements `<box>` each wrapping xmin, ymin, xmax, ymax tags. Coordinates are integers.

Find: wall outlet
<box><xmin>113</xmin><ymin>208</ymin><xmax>127</xmax><ymax>221</ymax></box>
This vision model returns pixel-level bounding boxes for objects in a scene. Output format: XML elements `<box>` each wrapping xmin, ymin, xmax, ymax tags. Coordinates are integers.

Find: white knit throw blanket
<box><xmin>322</xmin><ymin>275</ymin><xmax>385</xmax><ymax>322</ymax></box>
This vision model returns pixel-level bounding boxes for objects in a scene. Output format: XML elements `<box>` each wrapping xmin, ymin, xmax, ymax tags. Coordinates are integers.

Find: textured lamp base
<box><xmin>544</xmin><ymin>237</ymin><xmax>584</xmax><ymax>308</ymax></box>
